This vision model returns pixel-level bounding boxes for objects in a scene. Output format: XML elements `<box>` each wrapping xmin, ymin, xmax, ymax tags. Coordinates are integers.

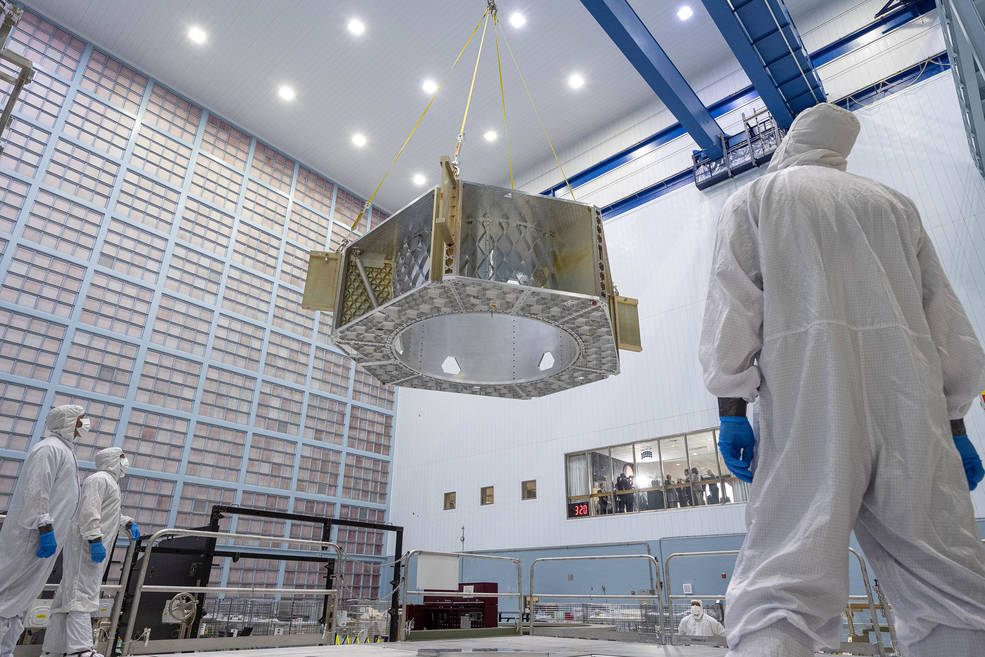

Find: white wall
<box><xmin>389</xmin><ymin>70</ymin><xmax>985</xmax><ymax>556</ymax></box>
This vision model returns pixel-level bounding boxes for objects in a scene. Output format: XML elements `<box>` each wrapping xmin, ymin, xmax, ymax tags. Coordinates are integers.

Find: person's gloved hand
<box><xmin>127</xmin><ymin>522</ymin><xmax>140</xmax><ymax>541</ymax></box>
<box><xmin>718</xmin><ymin>416</ymin><xmax>756</xmax><ymax>483</ymax></box>
<box><xmin>953</xmin><ymin>435</ymin><xmax>984</xmax><ymax>491</ymax></box>
<box><xmin>36</xmin><ymin>525</ymin><xmax>57</xmax><ymax>558</ymax></box>
<box><xmin>90</xmin><ymin>540</ymin><xmax>106</xmax><ymax>563</ymax></box>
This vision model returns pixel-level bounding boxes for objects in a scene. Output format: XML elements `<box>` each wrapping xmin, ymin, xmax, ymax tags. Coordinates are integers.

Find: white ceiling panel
<box><xmin>22</xmin><ymin>0</ymin><xmax>848</xmax><ymax>211</ymax></box>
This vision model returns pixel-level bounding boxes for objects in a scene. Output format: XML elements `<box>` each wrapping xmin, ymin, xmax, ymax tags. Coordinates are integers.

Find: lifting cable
<box><xmin>492</xmin><ymin>13</ymin><xmax>514</xmax><ymax>189</ymax></box>
<box><xmin>453</xmin><ymin>10</ymin><xmax>491</xmax><ymax>171</ymax></box>
<box><xmin>499</xmin><ymin>26</ymin><xmax>576</xmax><ymax>199</ymax></box>
<box><xmin>345</xmin><ymin>6</ymin><xmax>491</xmax><ymax>235</ymax></box>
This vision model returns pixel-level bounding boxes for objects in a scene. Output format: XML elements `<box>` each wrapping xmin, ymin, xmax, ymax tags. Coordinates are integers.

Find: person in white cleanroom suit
<box><xmin>678</xmin><ymin>600</ymin><xmax>726</xmax><ymax>638</ymax></box>
<box><xmin>41</xmin><ymin>447</ymin><xmax>139</xmax><ymax>657</ymax></box>
<box><xmin>699</xmin><ymin>102</ymin><xmax>985</xmax><ymax>657</ymax></box>
<box><xmin>0</xmin><ymin>405</ymin><xmax>86</xmax><ymax>657</ymax></box>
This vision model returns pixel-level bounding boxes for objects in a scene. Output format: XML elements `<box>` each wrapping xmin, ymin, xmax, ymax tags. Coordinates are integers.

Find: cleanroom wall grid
<box><xmin>0</xmin><ymin>10</ymin><xmax>395</xmax><ymax>598</ymax></box>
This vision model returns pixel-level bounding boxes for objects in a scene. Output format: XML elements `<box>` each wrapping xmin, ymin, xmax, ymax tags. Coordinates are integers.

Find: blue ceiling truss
<box><xmin>546</xmin><ymin>0</ymin><xmax>937</xmax><ymax>206</ymax></box>
<box><xmin>580</xmin><ymin>0</ymin><xmax>727</xmax><ymax>159</ymax></box>
<box><xmin>702</xmin><ymin>0</ymin><xmax>826</xmax><ymax>129</ymax></box>
<box><xmin>598</xmin><ymin>52</ymin><xmax>951</xmax><ymax>219</ymax></box>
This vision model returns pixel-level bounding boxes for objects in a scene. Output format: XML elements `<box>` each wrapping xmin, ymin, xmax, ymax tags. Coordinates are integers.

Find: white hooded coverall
<box><xmin>699</xmin><ymin>103</ymin><xmax>985</xmax><ymax>657</ymax></box>
<box><xmin>42</xmin><ymin>447</ymin><xmax>132</xmax><ymax>657</ymax></box>
<box><xmin>678</xmin><ymin>605</ymin><xmax>726</xmax><ymax>639</ymax></box>
<box><xmin>0</xmin><ymin>405</ymin><xmax>84</xmax><ymax>657</ymax></box>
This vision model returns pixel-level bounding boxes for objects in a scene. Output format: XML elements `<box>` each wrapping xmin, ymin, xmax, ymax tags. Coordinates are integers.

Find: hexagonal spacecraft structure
<box><xmin>303</xmin><ymin>162</ymin><xmax>640</xmax><ymax>399</ymax></box>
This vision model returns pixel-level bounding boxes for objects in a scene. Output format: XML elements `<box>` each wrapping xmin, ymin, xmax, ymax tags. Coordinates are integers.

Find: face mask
<box><xmin>691</xmin><ymin>606</ymin><xmax>702</xmax><ymax>618</ymax></box>
<box><xmin>76</xmin><ymin>416</ymin><xmax>91</xmax><ymax>442</ymax></box>
<box><xmin>118</xmin><ymin>456</ymin><xmax>130</xmax><ymax>479</ymax></box>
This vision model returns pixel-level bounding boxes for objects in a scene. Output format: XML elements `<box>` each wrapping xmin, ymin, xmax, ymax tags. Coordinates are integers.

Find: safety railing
<box><xmin>662</xmin><ymin>549</ymin><xmax>733</xmax><ymax>648</ymax></box>
<box><xmin>118</xmin><ymin>528</ymin><xmax>344</xmax><ymax>656</ymax></box>
<box><xmin>399</xmin><ymin>550</ymin><xmax>523</xmax><ymax>641</ymax></box>
<box><xmin>662</xmin><ymin>548</ymin><xmax>896</xmax><ymax>655</ymax></box>
<box><xmin>528</xmin><ymin>554</ymin><xmax>665</xmax><ymax>641</ymax></box>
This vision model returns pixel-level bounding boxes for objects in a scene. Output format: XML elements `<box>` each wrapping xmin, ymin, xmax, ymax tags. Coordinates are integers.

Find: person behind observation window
<box><xmin>664</xmin><ymin>473</ymin><xmax>678</xmax><ymax>508</ymax></box>
<box><xmin>678</xmin><ymin>474</ymin><xmax>692</xmax><ymax>507</ymax></box>
<box><xmin>0</xmin><ymin>405</ymin><xmax>87</xmax><ymax>657</ymax></box>
<box><xmin>704</xmin><ymin>468</ymin><xmax>721</xmax><ymax>504</ymax></box>
<box><xmin>614</xmin><ymin>464</ymin><xmax>635</xmax><ymax>513</ymax></box>
<box><xmin>647</xmin><ymin>476</ymin><xmax>665</xmax><ymax>510</ymax></box>
<box><xmin>594</xmin><ymin>483</ymin><xmax>610</xmax><ymax>515</ymax></box>
<box><xmin>700</xmin><ymin>102</ymin><xmax>985</xmax><ymax>656</ymax></box>
<box><xmin>689</xmin><ymin>467</ymin><xmax>706</xmax><ymax>505</ymax></box>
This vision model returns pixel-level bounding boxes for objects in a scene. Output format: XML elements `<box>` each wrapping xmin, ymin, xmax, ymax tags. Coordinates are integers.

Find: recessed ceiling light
<box><xmin>348</xmin><ymin>18</ymin><xmax>366</xmax><ymax>36</ymax></box>
<box><xmin>510</xmin><ymin>12</ymin><xmax>526</xmax><ymax>28</ymax></box>
<box><xmin>483</xmin><ymin>130</ymin><xmax>498</xmax><ymax>142</ymax></box>
<box><xmin>277</xmin><ymin>85</ymin><xmax>296</xmax><ymax>101</ymax></box>
<box><xmin>412</xmin><ymin>173</ymin><xmax>427</xmax><ymax>186</ymax></box>
<box><xmin>187</xmin><ymin>25</ymin><xmax>207</xmax><ymax>45</ymax></box>
<box><xmin>677</xmin><ymin>5</ymin><xmax>694</xmax><ymax>21</ymax></box>
<box><xmin>567</xmin><ymin>72</ymin><xmax>585</xmax><ymax>90</ymax></box>
<box><xmin>351</xmin><ymin>132</ymin><xmax>367</xmax><ymax>148</ymax></box>
<box><xmin>421</xmin><ymin>78</ymin><xmax>438</xmax><ymax>95</ymax></box>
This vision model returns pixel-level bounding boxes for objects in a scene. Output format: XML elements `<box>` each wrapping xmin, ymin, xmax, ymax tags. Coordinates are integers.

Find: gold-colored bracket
<box><xmin>612</xmin><ymin>295</ymin><xmax>642</xmax><ymax>352</ymax></box>
<box><xmin>431</xmin><ymin>156</ymin><xmax>462</xmax><ymax>282</ymax></box>
<box><xmin>301</xmin><ymin>251</ymin><xmax>342</xmax><ymax>312</ymax></box>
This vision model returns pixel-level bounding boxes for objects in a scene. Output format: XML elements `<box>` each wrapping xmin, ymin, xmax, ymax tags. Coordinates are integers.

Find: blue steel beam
<box><xmin>544</xmin><ymin>0</ymin><xmax>936</xmax><ymax>197</ymax></box>
<box><xmin>701</xmin><ymin>0</ymin><xmax>794</xmax><ymax>127</ymax></box>
<box><xmin>580</xmin><ymin>0</ymin><xmax>726</xmax><ymax>159</ymax></box>
<box><xmin>599</xmin><ymin>52</ymin><xmax>951</xmax><ymax>220</ymax></box>
<box><xmin>702</xmin><ymin>0</ymin><xmax>826</xmax><ymax>127</ymax></box>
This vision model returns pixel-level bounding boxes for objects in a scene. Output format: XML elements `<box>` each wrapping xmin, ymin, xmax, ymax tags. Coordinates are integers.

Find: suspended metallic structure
<box><xmin>303</xmin><ymin>159</ymin><xmax>640</xmax><ymax>399</ymax></box>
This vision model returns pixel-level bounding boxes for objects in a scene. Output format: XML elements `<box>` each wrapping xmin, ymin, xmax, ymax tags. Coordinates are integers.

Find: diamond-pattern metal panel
<box><xmin>393</xmin><ymin>231</ymin><xmax>431</xmax><ymax>297</ymax></box>
<box><xmin>460</xmin><ymin>213</ymin><xmax>555</xmax><ymax>288</ymax></box>
<box><xmin>338</xmin><ymin>261</ymin><xmax>393</xmax><ymax>325</ymax></box>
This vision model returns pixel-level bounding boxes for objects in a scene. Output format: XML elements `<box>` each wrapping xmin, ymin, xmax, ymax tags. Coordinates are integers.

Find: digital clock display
<box><xmin>567</xmin><ymin>502</ymin><xmax>590</xmax><ymax>518</ymax></box>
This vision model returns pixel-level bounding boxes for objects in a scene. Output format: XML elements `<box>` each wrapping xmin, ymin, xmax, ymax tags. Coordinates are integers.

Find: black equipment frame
<box><xmin>112</xmin><ymin>505</ymin><xmax>404</xmax><ymax>655</ymax></box>
<box><xmin>206</xmin><ymin>505</ymin><xmax>404</xmax><ymax>641</ymax></box>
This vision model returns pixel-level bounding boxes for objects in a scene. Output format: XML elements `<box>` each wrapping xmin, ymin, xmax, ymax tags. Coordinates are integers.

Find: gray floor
<box><xmin>148</xmin><ymin>634</ymin><xmax>829</xmax><ymax>656</ymax></box>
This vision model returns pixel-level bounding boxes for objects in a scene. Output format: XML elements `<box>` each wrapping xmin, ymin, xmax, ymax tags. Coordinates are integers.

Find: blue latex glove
<box><xmin>36</xmin><ymin>529</ymin><xmax>57</xmax><ymax>558</ymax></box>
<box><xmin>718</xmin><ymin>416</ymin><xmax>756</xmax><ymax>483</ymax></box>
<box><xmin>128</xmin><ymin>522</ymin><xmax>141</xmax><ymax>541</ymax></box>
<box><xmin>90</xmin><ymin>540</ymin><xmax>106</xmax><ymax>563</ymax></box>
<box><xmin>954</xmin><ymin>435</ymin><xmax>984</xmax><ymax>491</ymax></box>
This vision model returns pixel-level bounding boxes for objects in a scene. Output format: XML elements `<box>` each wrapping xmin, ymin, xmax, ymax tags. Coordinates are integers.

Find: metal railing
<box><xmin>119</xmin><ymin>528</ymin><xmax>344</xmax><ymax>656</ymax></box>
<box><xmin>528</xmin><ymin>554</ymin><xmax>665</xmax><ymax>640</ymax></box>
<box><xmin>399</xmin><ymin>550</ymin><xmax>523</xmax><ymax>641</ymax></box>
<box><xmin>662</xmin><ymin>548</ymin><xmax>895</xmax><ymax>655</ymax></box>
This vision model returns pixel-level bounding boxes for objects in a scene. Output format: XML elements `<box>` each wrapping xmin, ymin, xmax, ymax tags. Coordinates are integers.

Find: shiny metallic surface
<box><xmin>330</xmin><ymin>182</ymin><xmax>622</xmax><ymax>399</ymax></box>
<box><xmin>394</xmin><ymin>313</ymin><xmax>579</xmax><ymax>385</ymax></box>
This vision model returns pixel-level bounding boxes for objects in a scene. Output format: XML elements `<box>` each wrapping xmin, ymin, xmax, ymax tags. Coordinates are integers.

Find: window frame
<box><xmin>564</xmin><ymin>428</ymin><xmax>747</xmax><ymax>519</ymax></box>
<box><xmin>480</xmin><ymin>485</ymin><xmax>494</xmax><ymax>506</ymax></box>
<box><xmin>521</xmin><ymin>479</ymin><xmax>537</xmax><ymax>501</ymax></box>
<box><xmin>443</xmin><ymin>491</ymin><xmax>456</xmax><ymax>510</ymax></box>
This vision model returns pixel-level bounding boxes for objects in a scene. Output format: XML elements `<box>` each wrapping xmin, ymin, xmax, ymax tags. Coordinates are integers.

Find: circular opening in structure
<box><xmin>393</xmin><ymin>313</ymin><xmax>579</xmax><ymax>385</ymax></box>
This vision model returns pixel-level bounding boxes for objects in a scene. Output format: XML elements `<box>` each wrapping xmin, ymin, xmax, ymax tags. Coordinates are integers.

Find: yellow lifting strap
<box><xmin>454</xmin><ymin>11</ymin><xmax>491</xmax><ymax>164</ymax></box>
<box><xmin>346</xmin><ymin>6</ymin><xmax>492</xmax><ymax>235</ymax></box>
<box><xmin>492</xmin><ymin>15</ymin><xmax>514</xmax><ymax>189</ymax></box>
<box><xmin>500</xmin><ymin>28</ymin><xmax>576</xmax><ymax>200</ymax></box>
